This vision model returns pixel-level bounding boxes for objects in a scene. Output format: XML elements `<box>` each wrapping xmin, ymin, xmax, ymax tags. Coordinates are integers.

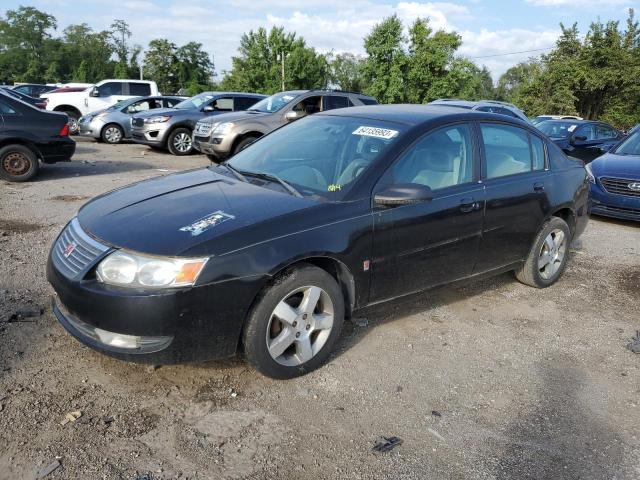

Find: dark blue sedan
<box><xmin>587</xmin><ymin>129</ymin><xmax>640</xmax><ymax>221</ymax></box>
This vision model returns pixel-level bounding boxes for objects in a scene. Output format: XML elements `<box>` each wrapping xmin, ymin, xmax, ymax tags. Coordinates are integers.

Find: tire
<box><xmin>206</xmin><ymin>154</ymin><xmax>221</xmax><ymax>163</ymax></box>
<box><xmin>167</xmin><ymin>128</ymin><xmax>193</xmax><ymax>156</ymax></box>
<box><xmin>101</xmin><ymin>123</ymin><xmax>124</xmax><ymax>144</ymax></box>
<box><xmin>63</xmin><ymin>110</ymin><xmax>80</xmax><ymax>135</ymax></box>
<box><xmin>515</xmin><ymin>217</ymin><xmax>571</xmax><ymax>288</ymax></box>
<box><xmin>0</xmin><ymin>144</ymin><xmax>39</xmax><ymax>182</ymax></box>
<box><xmin>233</xmin><ymin>136</ymin><xmax>258</xmax><ymax>155</ymax></box>
<box><xmin>242</xmin><ymin>264</ymin><xmax>345</xmax><ymax>379</ymax></box>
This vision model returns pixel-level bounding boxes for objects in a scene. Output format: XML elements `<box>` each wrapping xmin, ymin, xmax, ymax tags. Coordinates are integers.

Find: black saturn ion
<box><xmin>48</xmin><ymin>105</ymin><xmax>589</xmax><ymax>379</ymax></box>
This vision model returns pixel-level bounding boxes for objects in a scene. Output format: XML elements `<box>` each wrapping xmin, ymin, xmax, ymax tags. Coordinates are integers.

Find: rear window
<box><xmin>129</xmin><ymin>83</ymin><xmax>151</xmax><ymax>96</ymax></box>
<box><xmin>234</xmin><ymin>96</ymin><xmax>262</xmax><ymax>110</ymax></box>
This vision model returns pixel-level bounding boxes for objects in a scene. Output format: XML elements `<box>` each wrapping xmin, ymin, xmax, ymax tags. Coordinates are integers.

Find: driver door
<box><xmin>87</xmin><ymin>82</ymin><xmax>125</xmax><ymax>112</ymax></box>
<box><xmin>370</xmin><ymin>123</ymin><xmax>485</xmax><ymax>302</ymax></box>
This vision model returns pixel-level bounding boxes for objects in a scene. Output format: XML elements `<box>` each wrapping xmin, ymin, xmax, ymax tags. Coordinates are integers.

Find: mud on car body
<box><xmin>48</xmin><ymin>105</ymin><xmax>589</xmax><ymax>379</ymax></box>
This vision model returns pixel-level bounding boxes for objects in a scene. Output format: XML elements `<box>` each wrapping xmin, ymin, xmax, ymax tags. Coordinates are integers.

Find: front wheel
<box><xmin>233</xmin><ymin>136</ymin><xmax>258</xmax><ymax>155</ymax></box>
<box><xmin>101</xmin><ymin>124</ymin><xmax>124</xmax><ymax>144</ymax></box>
<box><xmin>515</xmin><ymin>217</ymin><xmax>571</xmax><ymax>288</ymax></box>
<box><xmin>0</xmin><ymin>144</ymin><xmax>39</xmax><ymax>182</ymax></box>
<box><xmin>242</xmin><ymin>265</ymin><xmax>345</xmax><ymax>379</ymax></box>
<box><xmin>167</xmin><ymin>128</ymin><xmax>193</xmax><ymax>156</ymax></box>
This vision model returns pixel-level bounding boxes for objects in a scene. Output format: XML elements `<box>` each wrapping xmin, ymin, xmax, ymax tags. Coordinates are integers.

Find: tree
<box><xmin>176</xmin><ymin>41</ymin><xmax>215</xmax><ymax>87</ymax></box>
<box><xmin>110</xmin><ymin>19</ymin><xmax>131</xmax><ymax>77</ymax></box>
<box><xmin>362</xmin><ymin>15</ymin><xmax>406</xmax><ymax>103</ymax></box>
<box><xmin>143</xmin><ymin>39</ymin><xmax>179</xmax><ymax>93</ymax></box>
<box><xmin>328</xmin><ymin>53</ymin><xmax>365</xmax><ymax>91</ymax></box>
<box><xmin>220</xmin><ymin>26</ymin><xmax>327</xmax><ymax>93</ymax></box>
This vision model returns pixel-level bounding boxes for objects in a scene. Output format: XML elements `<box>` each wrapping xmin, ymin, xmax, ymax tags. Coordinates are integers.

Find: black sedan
<box><xmin>536</xmin><ymin>119</ymin><xmax>623</xmax><ymax>163</ymax></box>
<box><xmin>1</xmin><ymin>87</ymin><xmax>47</xmax><ymax>109</ymax></box>
<box><xmin>48</xmin><ymin>106</ymin><xmax>589</xmax><ymax>378</ymax></box>
<box><xmin>0</xmin><ymin>90</ymin><xmax>75</xmax><ymax>182</ymax></box>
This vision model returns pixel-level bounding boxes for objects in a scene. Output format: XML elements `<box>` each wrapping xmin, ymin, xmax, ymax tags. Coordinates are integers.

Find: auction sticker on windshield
<box><xmin>353</xmin><ymin>126</ymin><xmax>399</xmax><ymax>140</ymax></box>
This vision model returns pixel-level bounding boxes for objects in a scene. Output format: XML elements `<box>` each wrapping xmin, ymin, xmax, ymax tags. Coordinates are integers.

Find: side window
<box><xmin>497</xmin><ymin>107</ymin><xmax>519</xmax><ymax>118</ymax></box>
<box><xmin>234</xmin><ymin>96</ymin><xmax>260</xmax><ymax>110</ymax></box>
<box><xmin>481</xmin><ymin>124</ymin><xmax>532</xmax><ymax>179</ymax></box>
<box><xmin>97</xmin><ymin>82</ymin><xmax>124</xmax><ymax>96</ymax></box>
<box><xmin>390</xmin><ymin>124</ymin><xmax>474</xmax><ymax>190</ymax></box>
<box><xmin>128</xmin><ymin>83</ymin><xmax>151</xmax><ymax>96</ymax></box>
<box><xmin>576</xmin><ymin>124</ymin><xmax>597</xmax><ymax>141</ymax></box>
<box><xmin>359</xmin><ymin>97</ymin><xmax>377</xmax><ymax>105</ymax></box>
<box><xmin>125</xmin><ymin>100</ymin><xmax>151</xmax><ymax>113</ymax></box>
<box><xmin>596</xmin><ymin>125</ymin><xmax>616</xmax><ymax>139</ymax></box>
<box><xmin>164</xmin><ymin>98</ymin><xmax>181</xmax><ymax>108</ymax></box>
<box><xmin>292</xmin><ymin>96</ymin><xmax>321</xmax><ymax>115</ymax></box>
<box><xmin>323</xmin><ymin>95</ymin><xmax>350</xmax><ymax>111</ymax></box>
<box><xmin>210</xmin><ymin>97</ymin><xmax>233</xmax><ymax>111</ymax></box>
<box><xmin>0</xmin><ymin>100</ymin><xmax>17</xmax><ymax>114</ymax></box>
<box><xmin>530</xmin><ymin>134</ymin><xmax>546</xmax><ymax>171</ymax></box>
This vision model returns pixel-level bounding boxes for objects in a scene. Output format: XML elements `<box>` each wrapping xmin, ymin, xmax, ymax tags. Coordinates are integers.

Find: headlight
<box><xmin>212</xmin><ymin>122</ymin><xmax>234</xmax><ymax>135</ymax></box>
<box><xmin>96</xmin><ymin>251</ymin><xmax>208</xmax><ymax>288</ymax></box>
<box><xmin>584</xmin><ymin>163</ymin><xmax>595</xmax><ymax>183</ymax></box>
<box><xmin>144</xmin><ymin>115</ymin><xmax>171</xmax><ymax>124</ymax></box>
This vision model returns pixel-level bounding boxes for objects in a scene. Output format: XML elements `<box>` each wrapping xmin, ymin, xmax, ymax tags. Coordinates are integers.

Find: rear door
<box><xmin>370</xmin><ymin>122</ymin><xmax>485</xmax><ymax>302</ymax></box>
<box><xmin>474</xmin><ymin>122</ymin><xmax>550</xmax><ymax>272</ymax></box>
<box><xmin>322</xmin><ymin>95</ymin><xmax>352</xmax><ymax>111</ymax></box>
<box><xmin>234</xmin><ymin>96</ymin><xmax>262</xmax><ymax>111</ymax></box>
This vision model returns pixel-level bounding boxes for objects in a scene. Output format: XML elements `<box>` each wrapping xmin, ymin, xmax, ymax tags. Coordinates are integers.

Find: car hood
<box><xmin>77</xmin><ymin>168</ymin><xmax>317</xmax><ymax>257</ymax></box>
<box><xmin>591</xmin><ymin>152</ymin><xmax>640</xmax><ymax>177</ymax></box>
<box><xmin>198</xmin><ymin>110</ymin><xmax>268</xmax><ymax>125</ymax></box>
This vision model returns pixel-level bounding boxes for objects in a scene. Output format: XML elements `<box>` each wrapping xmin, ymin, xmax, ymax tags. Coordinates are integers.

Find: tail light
<box><xmin>59</xmin><ymin>124</ymin><xmax>70</xmax><ymax>137</ymax></box>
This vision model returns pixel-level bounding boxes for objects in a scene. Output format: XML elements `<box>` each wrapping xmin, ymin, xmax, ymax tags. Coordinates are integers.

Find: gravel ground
<box><xmin>0</xmin><ymin>138</ymin><xmax>639</xmax><ymax>480</ymax></box>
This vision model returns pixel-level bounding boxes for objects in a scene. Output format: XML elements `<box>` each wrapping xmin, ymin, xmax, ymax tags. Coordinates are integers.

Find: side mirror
<box><xmin>90</xmin><ymin>88</ymin><xmax>100</xmax><ymax>97</ymax></box>
<box><xmin>599</xmin><ymin>143</ymin><xmax>613</xmax><ymax>153</ymax></box>
<box><xmin>572</xmin><ymin>135</ymin><xmax>587</xmax><ymax>143</ymax></box>
<box><xmin>285</xmin><ymin>111</ymin><xmax>303</xmax><ymax>121</ymax></box>
<box><xmin>374</xmin><ymin>184</ymin><xmax>434</xmax><ymax>207</ymax></box>
<box><xmin>203</xmin><ymin>105</ymin><xmax>215</xmax><ymax>112</ymax></box>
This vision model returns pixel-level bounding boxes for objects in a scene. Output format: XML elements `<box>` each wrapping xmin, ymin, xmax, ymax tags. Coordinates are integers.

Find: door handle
<box><xmin>460</xmin><ymin>198</ymin><xmax>477</xmax><ymax>213</ymax></box>
<box><xmin>533</xmin><ymin>182</ymin><xmax>545</xmax><ymax>192</ymax></box>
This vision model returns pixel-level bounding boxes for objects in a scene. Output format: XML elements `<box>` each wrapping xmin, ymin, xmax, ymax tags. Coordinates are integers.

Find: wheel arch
<box><xmin>550</xmin><ymin>206</ymin><xmax>577</xmax><ymax>235</ymax></box>
<box><xmin>53</xmin><ymin>105</ymin><xmax>82</xmax><ymax>117</ymax></box>
<box><xmin>232</xmin><ymin>131</ymin><xmax>263</xmax><ymax>153</ymax></box>
<box><xmin>0</xmin><ymin>138</ymin><xmax>41</xmax><ymax>159</ymax></box>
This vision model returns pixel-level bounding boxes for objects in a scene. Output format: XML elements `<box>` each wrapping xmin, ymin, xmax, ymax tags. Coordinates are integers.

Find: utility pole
<box><xmin>139</xmin><ymin>64</ymin><xmax>143</xmax><ymax>80</ymax></box>
<box><xmin>277</xmin><ymin>51</ymin><xmax>289</xmax><ymax>91</ymax></box>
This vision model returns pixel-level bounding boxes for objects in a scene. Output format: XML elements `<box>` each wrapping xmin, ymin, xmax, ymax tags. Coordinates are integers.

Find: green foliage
<box><xmin>499</xmin><ymin>9</ymin><xmax>640</xmax><ymax>128</ymax></box>
<box><xmin>220</xmin><ymin>26</ymin><xmax>328</xmax><ymax>94</ymax></box>
<box><xmin>327</xmin><ymin>53</ymin><xmax>365</xmax><ymax>91</ymax></box>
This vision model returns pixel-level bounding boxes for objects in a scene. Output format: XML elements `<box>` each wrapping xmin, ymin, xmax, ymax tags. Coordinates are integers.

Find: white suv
<box><xmin>42</xmin><ymin>79</ymin><xmax>160</xmax><ymax>134</ymax></box>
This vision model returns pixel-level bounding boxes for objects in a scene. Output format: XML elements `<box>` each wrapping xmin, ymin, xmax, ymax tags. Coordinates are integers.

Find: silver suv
<box><xmin>428</xmin><ymin>99</ymin><xmax>529</xmax><ymax>123</ymax></box>
<box><xmin>192</xmin><ymin>89</ymin><xmax>377</xmax><ymax>161</ymax></box>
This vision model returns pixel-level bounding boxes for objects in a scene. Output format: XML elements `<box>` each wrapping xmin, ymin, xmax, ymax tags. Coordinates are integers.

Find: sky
<box><xmin>8</xmin><ymin>0</ymin><xmax>638</xmax><ymax>80</ymax></box>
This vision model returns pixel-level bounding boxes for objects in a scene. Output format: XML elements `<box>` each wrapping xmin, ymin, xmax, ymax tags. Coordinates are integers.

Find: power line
<box><xmin>469</xmin><ymin>46</ymin><xmax>555</xmax><ymax>59</ymax></box>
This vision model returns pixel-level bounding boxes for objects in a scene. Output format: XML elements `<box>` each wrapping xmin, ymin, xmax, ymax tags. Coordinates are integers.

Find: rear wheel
<box><xmin>167</xmin><ymin>128</ymin><xmax>193</xmax><ymax>156</ymax></box>
<box><xmin>101</xmin><ymin>124</ymin><xmax>124</xmax><ymax>144</ymax></box>
<box><xmin>233</xmin><ymin>136</ymin><xmax>258</xmax><ymax>155</ymax></box>
<box><xmin>515</xmin><ymin>217</ymin><xmax>571</xmax><ymax>288</ymax></box>
<box><xmin>242</xmin><ymin>265</ymin><xmax>345</xmax><ymax>379</ymax></box>
<box><xmin>0</xmin><ymin>144</ymin><xmax>39</xmax><ymax>182</ymax></box>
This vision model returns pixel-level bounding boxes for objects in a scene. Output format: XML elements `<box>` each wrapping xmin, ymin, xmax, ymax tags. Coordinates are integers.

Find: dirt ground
<box><xmin>0</xmin><ymin>138</ymin><xmax>639</xmax><ymax>480</ymax></box>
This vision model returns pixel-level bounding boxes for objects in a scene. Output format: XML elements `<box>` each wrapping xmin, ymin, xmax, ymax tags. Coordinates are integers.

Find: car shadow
<box><xmin>494</xmin><ymin>356</ymin><xmax>626</xmax><ymax>479</ymax></box>
<box><xmin>590</xmin><ymin>214</ymin><xmax>639</xmax><ymax>229</ymax></box>
<box><xmin>34</xmin><ymin>160</ymin><xmax>158</xmax><ymax>181</ymax></box>
<box><xmin>333</xmin><ymin>271</ymin><xmax>515</xmax><ymax>359</ymax></box>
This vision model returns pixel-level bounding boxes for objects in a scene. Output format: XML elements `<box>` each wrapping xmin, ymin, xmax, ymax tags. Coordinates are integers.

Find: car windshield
<box><xmin>537</xmin><ymin>121</ymin><xmax>579</xmax><ymax>138</ymax></box>
<box><xmin>174</xmin><ymin>93</ymin><xmax>215</xmax><ymax>110</ymax></box>
<box><xmin>247</xmin><ymin>92</ymin><xmax>302</xmax><ymax>113</ymax></box>
<box><xmin>222</xmin><ymin>115</ymin><xmax>406</xmax><ymax>200</ymax></box>
<box><xmin>108</xmin><ymin>98</ymin><xmax>136</xmax><ymax>111</ymax></box>
<box><xmin>613</xmin><ymin>130</ymin><xmax>640</xmax><ymax>155</ymax></box>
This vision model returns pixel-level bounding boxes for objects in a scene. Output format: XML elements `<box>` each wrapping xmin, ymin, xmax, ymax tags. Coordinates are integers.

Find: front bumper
<box><xmin>37</xmin><ymin>138</ymin><xmax>76</xmax><ymax>163</ymax></box>
<box><xmin>192</xmin><ymin>134</ymin><xmax>235</xmax><ymax>159</ymax></box>
<box><xmin>47</xmin><ymin>245</ymin><xmax>267</xmax><ymax>364</ymax></box>
<box><xmin>78</xmin><ymin>117</ymin><xmax>105</xmax><ymax>139</ymax></box>
<box><xmin>131</xmin><ymin>124</ymin><xmax>170</xmax><ymax>147</ymax></box>
<box><xmin>589</xmin><ymin>181</ymin><xmax>640</xmax><ymax>222</ymax></box>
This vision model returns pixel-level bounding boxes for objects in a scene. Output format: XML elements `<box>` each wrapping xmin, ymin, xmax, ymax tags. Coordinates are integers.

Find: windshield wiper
<box><xmin>239</xmin><ymin>170</ymin><xmax>302</xmax><ymax>197</ymax></box>
<box><xmin>220</xmin><ymin>162</ymin><xmax>248</xmax><ymax>182</ymax></box>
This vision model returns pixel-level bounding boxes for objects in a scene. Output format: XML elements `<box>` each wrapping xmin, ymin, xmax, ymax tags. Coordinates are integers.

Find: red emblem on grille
<box><xmin>63</xmin><ymin>242</ymin><xmax>77</xmax><ymax>258</ymax></box>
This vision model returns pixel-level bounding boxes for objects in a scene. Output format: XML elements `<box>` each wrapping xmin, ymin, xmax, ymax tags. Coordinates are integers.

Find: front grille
<box><xmin>132</xmin><ymin>117</ymin><xmax>144</xmax><ymax>127</ymax></box>
<box><xmin>194</xmin><ymin>122</ymin><xmax>211</xmax><ymax>136</ymax></box>
<box><xmin>52</xmin><ymin>218</ymin><xmax>110</xmax><ymax>280</ymax></box>
<box><xmin>599</xmin><ymin>177</ymin><xmax>640</xmax><ymax>198</ymax></box>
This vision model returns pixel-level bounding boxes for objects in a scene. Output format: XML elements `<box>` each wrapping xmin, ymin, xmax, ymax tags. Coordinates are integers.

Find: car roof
<box><xmin>317</xmin><ymin>104</ymin><xmax>533</xmax><ymax>127</ymax></box>
<box><xmin>194</xmin><ymin>91</ymin><xmax>266</xmax><ymax>97</ymax></box>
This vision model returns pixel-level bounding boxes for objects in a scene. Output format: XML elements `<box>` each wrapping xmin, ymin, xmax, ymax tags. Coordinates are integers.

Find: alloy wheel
<box><xmin>173</xmin><ymin>132</ymin><xmax>192</xmax><ymax>153</ymax></box>
<box><xmin>266</xmin><ymin>285</ymin><xmax>334</xmax><ymax>366</ymax></box>
<box><xmin>2</xmin><ymin>152</ymin><xmax>31</xmax><ymax>176</ymax></box>
<box><xmin>538</xmin><ymin>228</ymin><xmax>566</xmax><ymax>280</ymax></box>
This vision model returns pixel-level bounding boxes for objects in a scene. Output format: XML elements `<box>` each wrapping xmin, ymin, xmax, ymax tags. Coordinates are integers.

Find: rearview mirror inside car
<box><xmin>374</xmin><ymin>184</ymin><xmax>434</xmax><ymax>207</ymax></box>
